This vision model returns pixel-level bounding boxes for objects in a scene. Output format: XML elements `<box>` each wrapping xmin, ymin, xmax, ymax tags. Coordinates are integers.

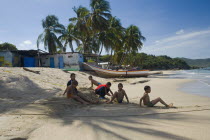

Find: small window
<box><xmin>68</xmin><ymin>56</ymin><xmax>73</xmax><ymax>58</ymax></box>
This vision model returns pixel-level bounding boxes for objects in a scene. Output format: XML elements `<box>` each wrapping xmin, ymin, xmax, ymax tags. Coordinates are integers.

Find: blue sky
<box><xmin>0</xmin><ymin>0</ymin><xmax>210</xmax><ymax>59</ymax></box>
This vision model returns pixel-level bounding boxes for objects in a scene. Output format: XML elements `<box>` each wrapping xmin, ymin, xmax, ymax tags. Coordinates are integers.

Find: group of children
<box><xmin>63</xmin><ymin>73</ymin><xmax>173</xmax><ymax>107</ymax></box>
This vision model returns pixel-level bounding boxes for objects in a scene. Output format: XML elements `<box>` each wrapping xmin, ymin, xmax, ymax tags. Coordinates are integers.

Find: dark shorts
<box><xmin>147</xmin><ymin>102</ymin><xmax>154</xmax><ymax>107</ymax></box>
<box><xmin>95</xmin><ymin>87</ymin><xmax>106</xmax><ymax>97</ymax></box>
<box><xmin>117</xmin><ymin>99</ymin><xmax>123</xmax><ymax>103</ymax></box>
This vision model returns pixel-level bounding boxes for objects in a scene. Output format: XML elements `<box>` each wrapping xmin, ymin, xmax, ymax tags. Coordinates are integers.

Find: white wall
<box><xmin>39</xmin><ymin>53</ymin><xmax>83</xmax><ymax>70</ymax></box>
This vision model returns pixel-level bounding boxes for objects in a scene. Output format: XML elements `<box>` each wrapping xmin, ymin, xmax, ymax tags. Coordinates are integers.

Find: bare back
<box><xmin>142</xmin><ymin>93</ymin><xmax>150</xmax><ymax>105</ymax></box>
<box><xmin>91</xmin><ymin>79</ymin><xmax>100</xmax><ymax>86</ymax></box>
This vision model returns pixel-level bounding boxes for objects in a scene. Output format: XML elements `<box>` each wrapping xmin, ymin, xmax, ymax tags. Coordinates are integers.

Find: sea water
<box><xmin>169</xmin><ymin>69</ymin><xmax>210</xmax><ymax>97</ymax></box>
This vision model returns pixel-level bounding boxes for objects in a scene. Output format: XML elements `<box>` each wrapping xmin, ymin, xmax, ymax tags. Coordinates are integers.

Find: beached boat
<box><xmin>83</xmin><ymin>62</ymin><xmax>150</xmax><ymax>78</ymax></box>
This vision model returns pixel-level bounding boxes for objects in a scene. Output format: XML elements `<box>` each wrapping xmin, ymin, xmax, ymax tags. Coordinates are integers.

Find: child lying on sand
<box><xmin>140</xmin><ymin>86</ymin><xmax>173</xmax><ymax>107</ymax></box>
<box><xmin>107</xmin><ymin>83</ymin><xmax>129</xmax><ymax>104</ymax></box>
<box><xmin>88</xmin><ymin>76</ymin><xmax>101</xmax><ymax>88</ymax></box>
<box><xmin>66</xmin><ymin>80</ymin><xmax>97</xmax><ymax>104</ymax></box>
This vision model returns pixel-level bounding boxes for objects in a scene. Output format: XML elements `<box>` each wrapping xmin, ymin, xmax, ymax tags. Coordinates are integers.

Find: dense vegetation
<box><xmin>179</xmin><ymin>58</ymin><xmax>210</xmax><ymax>68</ymax></box>
<box><xmin>100</xmin><ymin>53</ymin><xmax>191</xmax><ymax>70</ymax></box>
<box><xmin>0</xmin><ymin>42</ymin><xmax>18</xmax><ymax>51</ymax></box>
<box><xmin>37</xmin><ymin>0</ymin><xmax>145</xmax><ymax>65</ymax></box>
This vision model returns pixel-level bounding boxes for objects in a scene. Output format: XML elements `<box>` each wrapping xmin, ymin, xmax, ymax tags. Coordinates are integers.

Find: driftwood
<box><xmin>62</xmin><ymin>70</ymin><xmax>70</xmax><ymax>73</ymax></box>
<box><xmin>23</xmin><ymin>67</ymin><xmax>40</xmax><ymax>74</ymax></box>
<box><xmin>113</xmin><ymin>79</ymin><xmax>127</xmax><ymax>82</ymax></box>
<box><xmin>130</xmin><ymin>80</ymin><xmax>150</xmax><ymax>85</ymax></box>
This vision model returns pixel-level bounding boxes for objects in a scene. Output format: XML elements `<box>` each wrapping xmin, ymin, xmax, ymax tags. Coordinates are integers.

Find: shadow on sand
<box><xmin>0</xmin><ymin>75</ymin><xmax>197</xmax><ymax>140</ymax></box>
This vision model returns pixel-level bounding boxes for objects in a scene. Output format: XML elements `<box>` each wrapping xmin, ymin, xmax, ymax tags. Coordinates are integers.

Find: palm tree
<box><xmin>120</xmin><ymin>25</ymin><xmax>146</xmax><ymax>65</ymax></box>
<box><xmin>70</xmin><ymin>6</ymin><xmax>92</xmax><ymax>53</ymax></box>
<box><xmin>37</xmin><ymin>15</ymin><xmax>64</xmax><ymax>53</ymax></box>
<box><xmin>89</xmin><ymin>0</ymin><xmax>112</xmax><ymax>32</ymax></box>
<box><xmin>58</xmin><ymin>23</ymin><xmax>80</xmax><ymax>52</ymax></box>
<box><xmin>69</xmin><ymin>0</ymin><xmax>112</xmax><ymax>54</ymax></box>
<box><xmin>98</xmin><ymin>17</ymin><xmax>124</xmax><ymax>63</ymax></box>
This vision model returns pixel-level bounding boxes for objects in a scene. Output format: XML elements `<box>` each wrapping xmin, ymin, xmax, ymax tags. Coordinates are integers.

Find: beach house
<box><xmin>39</xmin><ymin>52</ymin><xmax>84</xmax><ymax>71</ymax></box>
<box><xmin>0</xmin><ymin>50</ymin><xmax>84</xmax><ymax>70</ymax></box>
<box><xmin>0</xmin><ymin>50</ymin><xmax>38</xmax><ymax>67</ymax></box>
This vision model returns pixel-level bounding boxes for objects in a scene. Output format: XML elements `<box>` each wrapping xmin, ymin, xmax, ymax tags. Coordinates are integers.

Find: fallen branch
<box><xmin>130</xmin><ymin>80</ymin><xmax>150</xmax><ymax>85</ymax></box>
<box><xmin>23</xmin><ymin>67</ymin><xmax>40</xmax><ymax>74</ymax></box>
<box><xmin>113</xmin><ymin>79</ymin><xmax>127</xmax><ymax>82</ymax></box>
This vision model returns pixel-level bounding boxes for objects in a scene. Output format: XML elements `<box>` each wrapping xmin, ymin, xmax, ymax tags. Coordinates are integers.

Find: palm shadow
<box><xmin>41</xmin><ymin>90</ymin><xmax>194</xmax><ymax>140</ymax></box>
<box><xmin>0</xmin><ymin>75</ymin><xmax>61</xmax><ymax>114</ymax></box>
<box><xmin>0</xmin><ymin>76</ymin><xmax>198</xmax><ymax>140</ymax></box>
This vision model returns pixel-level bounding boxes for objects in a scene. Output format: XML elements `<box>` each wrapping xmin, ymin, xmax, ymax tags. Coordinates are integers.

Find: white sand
<box><xmin>0</xmin><ymin>68</ymin><xmax>210</xmax><ymax>140</ymax></box>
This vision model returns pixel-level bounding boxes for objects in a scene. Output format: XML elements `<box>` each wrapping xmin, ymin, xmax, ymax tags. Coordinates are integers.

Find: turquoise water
<box><xmin>170</xmin><ymin>69</ymin><xmax>210</xmax><ymax>97</ymax></box>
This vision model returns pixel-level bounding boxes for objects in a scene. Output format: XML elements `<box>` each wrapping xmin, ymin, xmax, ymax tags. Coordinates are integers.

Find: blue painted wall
<box><xmin>24</xmin><ymin>57</ymin><xmax>35</xmax><ymax>67</ymax></box>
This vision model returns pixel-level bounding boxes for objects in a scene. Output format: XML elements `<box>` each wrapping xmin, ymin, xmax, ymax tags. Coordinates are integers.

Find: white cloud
<box><xmin>156</xmin><ymin>29</ymin><xmax>210</xmax><ymax>44</ymax></box>
<box><xmin>18</xmin><ymin>40</ymin><xmax>37</xmax><ymax>50</ymax></box>
<box><xmin>23</xmin><ymin>40</ymin><xmax>32</xmax><ymax>45</ymax></box>
<box><xmin>0</xmin><ymin>41</ymin><xmax>3</xmax><ymax>44</ymax></box>
<box><xmin>155</xmin><ymin>40</ymin><xmax>160</xmax><ymax>44</ymax></box>
<box><xmin>176</xmin><ymin>29</ymin><xmax>184</xmax><ymax>35</ymax></box>
<box><xmin>142</xmin><ymin>28</ymin><xmax>210</xmax><ymax>58</ymax></box>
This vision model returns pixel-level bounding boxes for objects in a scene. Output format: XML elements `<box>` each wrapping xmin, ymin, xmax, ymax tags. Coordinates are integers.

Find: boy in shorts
<box><xmin>107</xmin><ymin>83</ymin><xmax>129</xmax><ymax>104</ymax></box>
<box><xmin>63</xmin><ymin>73</ymin><xmax>76</xmax><ymax>95</ymax></box>
<box><xmin>95</xmin><ymin>82</ymin><xmax>113</xmax><ymax>99</ymax></box>
<box><xmin>140</xmin><ymin>86</ymin><xmax>173</xmax><ymax>107</ymax></box>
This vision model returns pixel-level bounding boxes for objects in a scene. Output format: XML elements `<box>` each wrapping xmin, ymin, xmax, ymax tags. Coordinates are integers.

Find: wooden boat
<box><xmin>83</xmin><ymin>63</ymin><xmax>150</xmax><ymax>78</ymax></box>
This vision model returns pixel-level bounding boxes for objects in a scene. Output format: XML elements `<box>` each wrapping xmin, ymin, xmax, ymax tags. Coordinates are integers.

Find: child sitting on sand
<box><xmin>95</xmin><ymin>82</ymin><xmax>113</xmax><ymax>99</ymax></box>
<box><xmin>63</xmin><ymin>73</ymin><xmax>76</xmax><ymax>95</ymax></box>
<box><xmin>88</xmin><ymin>76</ymin><xmax>101</xmax><ymax>88</ymax></box>
<box><xmin>107</xmin><ymin>83</ymin><xmax>129</xmax><ymax>104</ymax></box>
<box><xmin>140</xmin><ymin>86</ymin><xmax>173</xmax><ymax>107</ymax></box>
<box><xmin>66</xmin><ymin>80</ymin><xmax>97</xmax><ymax>104</ymax></box>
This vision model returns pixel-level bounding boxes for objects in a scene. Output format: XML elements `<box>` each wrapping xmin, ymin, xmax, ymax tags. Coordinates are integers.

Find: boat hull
<box><xmin>83</xmin><ymin>63</ymin><xmax>149</xmax><ymax>78</ymax></box>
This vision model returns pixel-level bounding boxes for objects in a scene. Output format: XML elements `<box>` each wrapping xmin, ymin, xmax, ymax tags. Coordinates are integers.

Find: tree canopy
<box><xmin>37</xmin><ymin>0</ymin><xmax>146</xmax><ymax>64</ymax></box>
<box><xmin>0</xmin><ymin>42</ymin><xmax>18</xmax><ymax>51</ymax></box>
<box><xmin>100</xmin><ymin>53</ymin><xmax>190</xmax><ymax>70</ymax></box>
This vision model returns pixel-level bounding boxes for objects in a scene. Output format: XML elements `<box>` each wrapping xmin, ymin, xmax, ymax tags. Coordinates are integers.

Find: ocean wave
<box><xmin>198</xmin><ymin>79</ymin><xmax>210</xmax><ymax>87</ymax></box>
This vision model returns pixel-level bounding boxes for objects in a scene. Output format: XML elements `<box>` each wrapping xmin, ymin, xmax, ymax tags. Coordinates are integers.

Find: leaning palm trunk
<box><xmin>96</xmin><ymin>45</ymin><xmax>103</xmax><ymax>64</ymax></box>
<box><xmin>119</xmin><ymin>51</ymin><xmax>127</xmax><ymax>66</ymax></box>
<box><xmin>69</xmin><ymin>41</ymin><xmax>74</xmax><ymax>52</ymax></box>
<box><xmin>99</xmin><ymin>45</ymin><xmax>103</xmax><ymax>56</ymax></box>
<box><xmin>108</xmin><ymin>49</ymin><xmax>113</xmax><ymax>69</ymax></box>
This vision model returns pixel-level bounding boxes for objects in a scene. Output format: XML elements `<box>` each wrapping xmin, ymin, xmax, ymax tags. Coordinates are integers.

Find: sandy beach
<box><xmin>0</xmin><ymin>68</ymin><xmax>210</xmax><ymax>140</ymax></box>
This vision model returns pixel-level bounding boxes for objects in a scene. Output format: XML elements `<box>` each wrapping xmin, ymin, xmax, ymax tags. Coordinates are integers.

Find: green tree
<box><xmin>37</xmin><ymin>15</ymin><xmax>64</xmax><ymax>53</ymax></box>
<box><xmin>70</xmin><ymin>6</ymin><xmax>92</xmax><ymax>53</ymax></box>
<box><xmin>0</xmin><ymin>42</ymin><xmax>18</xmax><ymax>51</ymax></box>
<box><xmin>87</xmin><ymin>0</ymin><xmax>112</xmax><ymax>55</ymax></box>
<box><xmin>120</xmin><ymin>25</ymin><xmax>146</xmax><ymax>65</ymax></box>
<box><xmin>58</xmin><ymin>23</ymin><xmax>80</xmax><ymax>52</ymax></box>
<box><xmin>89</xmin><ymin>0</ymin><xmax>112</xmax><ymax>32</ymax></box>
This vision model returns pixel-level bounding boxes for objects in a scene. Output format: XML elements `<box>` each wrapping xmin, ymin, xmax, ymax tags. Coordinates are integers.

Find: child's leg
<box><xmin>151</xmin><ymin>97</ymin><xmax>168</xmax><ymax>107</ymax></box>
<box><xmin>72</xmin><ymin>95</ymin><xmax>89</xmax><ymax>104</ymax></box>
<box><xmin>107</xmin><ymin>92</ymin><xmax>118</xmax><ymax>103</ymax></box>
<box><xmin>78</xmin><ymin>94</ymin><xmax>98</xmax><ymax>104</ymax></box>
<box><xmin>106</xmin><ymin>92</ymin><xmax>111</xmax><ymax>96</ymax></box>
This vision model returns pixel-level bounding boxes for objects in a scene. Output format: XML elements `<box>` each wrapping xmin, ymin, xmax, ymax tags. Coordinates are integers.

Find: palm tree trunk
<box><xmin>99</xmin><ymin>45</ymin><xmax>103</xmax><ymax>56</ymax></box>
<box><xmin>108</xmin><ymin>49</ymin><xmax>113</xmax><ymax>69</ymax></box>
<box><xmin>96</xmin><ymin>45</ymin><xmax>103</xmax><ymax>64</ymax></box>
<box><xmin>69</xmin><ymin>41</ymin><xmax>74</xmax><ymax>52</ymax></box>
